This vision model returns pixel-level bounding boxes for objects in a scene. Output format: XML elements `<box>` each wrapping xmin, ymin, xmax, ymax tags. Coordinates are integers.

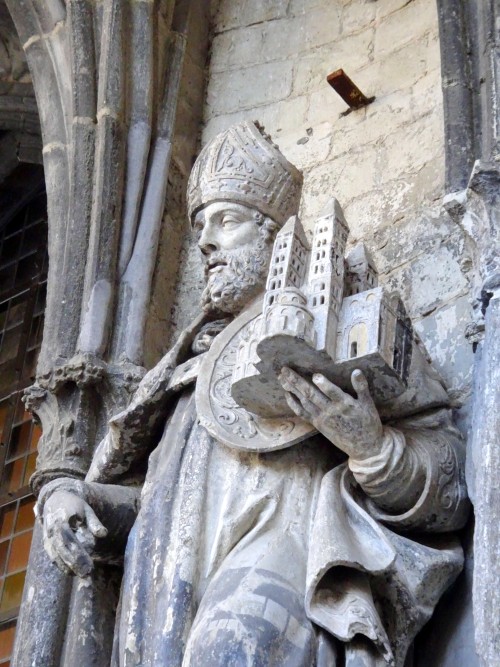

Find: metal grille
<box><xmin>0</xmin><ymin>191</ymin><xmax>47</xmax><ymax>661</ymax></box>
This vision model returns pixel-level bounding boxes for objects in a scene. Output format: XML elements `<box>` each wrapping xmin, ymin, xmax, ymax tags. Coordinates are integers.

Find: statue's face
<box><xmin>194</xmin><ymin>201</ymin><xmax>276</xmax><ymax>314</ymax></box>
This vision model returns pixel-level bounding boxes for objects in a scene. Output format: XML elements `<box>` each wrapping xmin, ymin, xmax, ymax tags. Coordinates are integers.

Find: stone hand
<box><xmin>42</xmin><ymin>490</ymin><xmax>108</xmax><ymax>577</ymax></box>
<box><xmin>278</xmin><ymin>367</ymin><xmax>384</xmax><ymax>460</ymax></box>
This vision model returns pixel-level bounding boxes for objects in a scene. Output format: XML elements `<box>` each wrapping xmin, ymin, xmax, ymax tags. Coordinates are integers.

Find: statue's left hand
<box><xmin>278</xmin><ymin>367</ymin><xmax>384</xmax><ymax>460</ymax></box>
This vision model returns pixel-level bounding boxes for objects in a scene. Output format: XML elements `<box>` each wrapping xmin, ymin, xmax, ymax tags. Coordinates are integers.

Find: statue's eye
<box><xmin>221</xmin><ymin>217</ymin><xmax>240</xmax><ymax>228</ymax></box>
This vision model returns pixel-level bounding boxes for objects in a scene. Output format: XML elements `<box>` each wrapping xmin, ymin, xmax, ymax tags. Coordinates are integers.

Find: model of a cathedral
<box><xmin>231</xmin><ymin>198</ymin><xmax>414</xmax><ymax>416</ymax></box>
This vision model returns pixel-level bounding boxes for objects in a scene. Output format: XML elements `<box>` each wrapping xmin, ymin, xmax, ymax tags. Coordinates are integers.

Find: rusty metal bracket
<box><xmin>327</xmin><ymin>69</ymin><xmax>375</xmax><ymax>115</ymax></box>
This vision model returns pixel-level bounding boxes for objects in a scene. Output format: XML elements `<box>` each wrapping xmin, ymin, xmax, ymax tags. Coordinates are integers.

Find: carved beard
<box><xmin>201</xmin><ymin>235</ymin><xmax>272</xmax><ymax>315</ymax></box>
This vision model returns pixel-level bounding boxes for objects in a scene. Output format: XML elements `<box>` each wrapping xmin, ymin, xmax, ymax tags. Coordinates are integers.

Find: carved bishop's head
<box><xmin>187</xmin><ymin>121</ymin><xmax>303</xmax><ymax>226</ymax></box>
<box><xmin>188</xmin><ymin>122</ymin><xmax>303</xmax><ymax>316</ymax></box>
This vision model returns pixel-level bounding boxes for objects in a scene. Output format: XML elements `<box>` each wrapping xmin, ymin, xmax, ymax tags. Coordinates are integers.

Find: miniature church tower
<box><xmin>306</xmin><ymin>199</ymin><xmax>349</xmax><ymax>357</ymax></box>
<box><xmin>344</xmin><ymin>243</ymin><xmax>378</xmax><ymax>296</ymax></box>
<box><xmin>262</xmin><ymin>215</ymin><xmax>315</xmax><ymax>345</ymax></box>
<box><xmin>231</xmin><ymin>198</ymin><xmax>416</xmax><ymax>416</ymax></box>
<box><xmin>264</xmin><ymin>215</ymin><xmax>309</xmax><ymax>310</ymax></box>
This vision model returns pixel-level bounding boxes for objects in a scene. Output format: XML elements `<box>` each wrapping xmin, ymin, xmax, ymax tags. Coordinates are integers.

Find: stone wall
<box><xmin>172</xmin><ymin>0</ymin><xmax>474</xmax><ymax>412</ymax></box>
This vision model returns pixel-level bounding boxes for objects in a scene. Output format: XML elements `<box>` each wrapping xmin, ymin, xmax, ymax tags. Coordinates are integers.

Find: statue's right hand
<box><xmin>41</xmin><ymin>490</ymin><xmax>108</xmax><ymax>578</ymax></box>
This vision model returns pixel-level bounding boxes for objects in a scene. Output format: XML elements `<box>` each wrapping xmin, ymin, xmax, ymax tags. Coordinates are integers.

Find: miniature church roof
<box><xmin>345</xmin><ymin>243</ymin><xmax>377</xmax><ymax>276</ymax></box>
<box><xmin>317</xmin><ymin>198</ymin><xmax>350</xmax><ymax>233</ymax></box>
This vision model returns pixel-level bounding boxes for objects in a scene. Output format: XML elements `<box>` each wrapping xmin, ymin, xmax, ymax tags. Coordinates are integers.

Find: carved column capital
<box><xmin>24</xmin><ymin>356</ymin><xmax>144</xmax><ymax>495</ymax></box>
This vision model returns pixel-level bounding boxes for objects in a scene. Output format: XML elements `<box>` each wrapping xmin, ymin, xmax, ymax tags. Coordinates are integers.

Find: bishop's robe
<box><xmin>54</xmin><ymin>337</ymin><xmax>470</xmax><ymax>667</ymax></box>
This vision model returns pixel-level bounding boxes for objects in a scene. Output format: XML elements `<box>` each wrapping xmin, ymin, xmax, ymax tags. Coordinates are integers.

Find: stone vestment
<box><xmin>66</xmin><ymin>341</ymin><xmax>469</xmax><ymax>667</ymax></box>
<box><xmin>34</xmin><ymin>120</ymin><xmax>469</xmax><ymax>667</ymax></box>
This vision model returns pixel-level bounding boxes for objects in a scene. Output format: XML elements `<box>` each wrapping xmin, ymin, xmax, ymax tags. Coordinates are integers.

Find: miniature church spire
<box><xmin>306</xmin><ymin>198</ymin><xmax>349</xmax><ymax>357</ymax></box>
<box><xmin>264</xmin><ymin>215</ymin><xmax>309</xmax><ymax>310</ymax></box>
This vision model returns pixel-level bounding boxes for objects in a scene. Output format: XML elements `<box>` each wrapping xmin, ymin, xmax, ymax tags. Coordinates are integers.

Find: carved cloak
<box><xmin>85</xmin><ymin>366</ymin><xmax>468</xmax><ymax>666</ymax></box>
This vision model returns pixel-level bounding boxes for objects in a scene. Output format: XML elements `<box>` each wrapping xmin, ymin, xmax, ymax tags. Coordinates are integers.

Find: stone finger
<box><xmin>311</xmin><ymin>373</ymin><xmax>350</xmax><ymax>403</ymax></box>
<box><xmin>57</xmin><ymin>526</ymin><xmax>94</xmax><ymax>577</ymax></box>
<box><xmin>84</xmin><ymin>504</ymin><xmax>108</xmax><ymax>539</ymax></box>
<box><xmin>75</xmin><ymin>526</ymin><xmax>97</xmax><ymax>551</ymax></box>
<box><xmin>48</xmin><ymin>532</ymin><xmax>83</xmax><ymax>576</ymax></box>
<box><xmin>50</xmin><ymin>551</ymin><xmax>74</xmax><ymax>577</ymax></box>
<box><xmin>351</xmin><ymin>369</ymin><xmax>375</xmax><ymax>407</ymax></box>
<box><xmin>280</xmin><ymin>367</ymin><xmax>329</xmax><ymax>409</ymax></box>
<box><xmin>284</xmin><ymin>391</ymin><xmax>309</xmax><ymax>421</ymax></box>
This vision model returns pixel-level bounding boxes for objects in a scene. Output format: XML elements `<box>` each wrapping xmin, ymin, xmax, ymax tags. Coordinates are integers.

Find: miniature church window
<box><xmin>348</xmin><ymin>323</ymin><xmax>368</xmax><ymax>358</ymax></box>
<box><xmin>393</xmin><ymin>347</ymin><xmax>402</xmax><ymax>372</ymax></box>
<box><xmin>350</xmin><ymin>342</ymin><xmax>358</xmax><ymax>358</ymax></box>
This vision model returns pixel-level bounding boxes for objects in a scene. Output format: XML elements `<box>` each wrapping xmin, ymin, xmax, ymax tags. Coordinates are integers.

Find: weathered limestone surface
<box><xmin>169</xmin><ymin>2</ymin><xmax>479</xmax><ymax>665</ymax></box>
<box><xmin>174</xmin><ymin>0</ymin><xmax>474</xmax><ymax>417</ymax></box>
<box><xmin>4</xmin><ymin>0</ymin><xmax>497</xmax><ymax>663</ymax></box>
<box><xmin>36</xmin><ymin>120</ymin><xmax>469</xmax><ymax>667</ymax></box>
<box><xmin>7</xmin><ymin>1</ymin><xmax>211</xmax><ymax>665</ymax></box>
<box><xmin>446</xmin><ymin>163</ymin><xmax>500</xmax><ymax>667</ymax></box>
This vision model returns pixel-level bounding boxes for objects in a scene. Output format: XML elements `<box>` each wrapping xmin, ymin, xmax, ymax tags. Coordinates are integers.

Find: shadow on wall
<box><xmin>414</xmin><ymin>519</ymin><xmax>478</xmax><ymax>667</ymax></box>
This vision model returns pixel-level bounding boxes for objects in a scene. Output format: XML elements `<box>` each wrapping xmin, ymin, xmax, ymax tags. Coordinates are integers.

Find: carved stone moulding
<box><xmin>24</xmin><ymin>353</ymin><xmax>144</xmax><ymax>493</ymax></box>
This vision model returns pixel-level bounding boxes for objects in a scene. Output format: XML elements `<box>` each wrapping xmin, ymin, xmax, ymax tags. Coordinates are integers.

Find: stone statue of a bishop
<box><xmin>37</xmin><ymin>121</ymin><xmax>469</xmax><ymax>667</ymax></box>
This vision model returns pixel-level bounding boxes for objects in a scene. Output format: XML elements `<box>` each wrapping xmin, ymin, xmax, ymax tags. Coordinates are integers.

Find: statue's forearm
<box><xmin>348</xmin><ymin>415</ymin><xmax>470</xmax><ymax>532</ymax></box>
<box><xmin>348</xmin><ymin>426</ymin><xmax>426</xmax><ymax>513</ymax></box>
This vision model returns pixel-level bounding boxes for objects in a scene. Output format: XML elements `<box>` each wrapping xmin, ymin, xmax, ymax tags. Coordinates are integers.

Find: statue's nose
<box><xmin>198</xmin><ymin>223</ymin><xmax>219</xmax><ymax>256</ymax></box>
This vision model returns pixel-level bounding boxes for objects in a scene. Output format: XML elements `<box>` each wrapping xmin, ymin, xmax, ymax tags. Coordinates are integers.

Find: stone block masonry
<box><xmin>171</xmin><ymin>0</ymin><xmax>474</xmax><ymax>408</ymax></box>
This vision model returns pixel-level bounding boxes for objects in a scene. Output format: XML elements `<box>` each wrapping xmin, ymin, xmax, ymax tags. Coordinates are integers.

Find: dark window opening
<box><xmin>0</xmin><ymin>185</ymin><xmax>47</xmax><ymax>650</ymax></box>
